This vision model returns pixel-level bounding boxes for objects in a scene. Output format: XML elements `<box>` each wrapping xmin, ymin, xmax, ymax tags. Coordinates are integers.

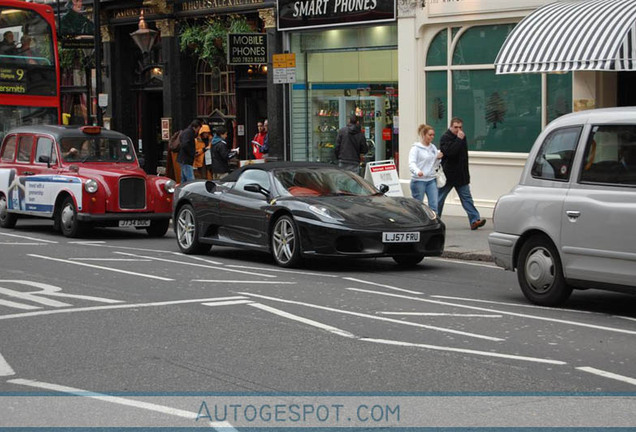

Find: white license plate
<box><xmin>119</xmin><ymin>219</ymin><xmax>151</xmax><ymax>227</ymax></box>
<box><xmin>382</xmin><ymin>232</ymin><xmax>420</xmax><ymax>243</ymax></box>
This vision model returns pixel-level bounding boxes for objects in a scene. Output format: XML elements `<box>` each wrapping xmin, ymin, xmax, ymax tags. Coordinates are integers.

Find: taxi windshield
<box><xmin>60</xmin><ymin>137</ymin><xmax>136</xmax><ymax>163</ymax></box>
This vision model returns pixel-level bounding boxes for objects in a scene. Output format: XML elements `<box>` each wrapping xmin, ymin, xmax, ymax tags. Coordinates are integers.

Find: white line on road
<box><xmin>28</xmin><ymin>254</ymin><xmax>174</xmax><ymax>281</ymax></box>
<box><xmin>0</xmin><ymin>232</ymin><xmax>58</xmax><ymax>243</ymax></box>
<box><xmin>183</xmin><ymin>255</ymin><xmax>224</xmax><ymax>265</ymax></box>
<box><xmin>67</xmin><ymin>241</ymin><xmax>106</xmax><ymax>244</ymax></box>
<box><xmin>0</xmin><ymin>242</ymin><xmax>51</xmax><ymax>245</ymax></box>
<box><xmin>194</xmin><ymin>280</ymin><xmax>296</xmax><ymax>284</ymax></box>
<box><xmin>0</xmin><ymin>299</ymin><xmax>41</xmax><ymax>310</ymax></box>
<box><xmin>577</xmin><ymin>367</ymin><xmax>636</xmax><ymax>387</ymax></box>
<box><xmin>350</xmin><ymin>288</ymin><xmax>636</xmax><ymax>335</ymax></box>
<box><xmin>69</xmin><ymin>258</ymin><xmax>153</xmax><ymax>262</ymax></box>
<box><xmin>361</xmin><ymin>338</ymin><xmax>567</xmax><ymax>365</ymax></box>
<box><xmin>113</xmin><ymin>252</ymin><xmax>276</xmax><ymax>278</ymax></box>
<box><xmin>0</xmin><ymin>287</ymin><xmax>70</xmax><ymax>307</ymax></box>
<box><xmin>432</xmin><ymin>295</ymin><xmax>592</xmax><ymax>314</ymax></box>
<box><xmin>378</xmin><ymin>312</ymin><xmax>502</xmax><ymax>317</ymax></box>
<box><xmin>0</xmin><ymin>296</ymin><xmax>249</xmax><ymax>321</ymax></box>
<box><xmin>7</xmin><ymin>379</ymin><xmax>238</xmax><ymax>431</ymax></box>
<box><xmin>239</xmin><ymin>292</ymin><xmax>503</xmax><ymax>341</ymax></box>
<box><xmin>343</xmin><ymin>277</ymin><xmax>423</xmax><ymax>295</ymax></box>
<box><xmin>0</xmin><ymin>351</ymin><xmax>15</xmax><ymax>376</ymax></box>
<box><xmin>249</xmin><ymin>302</ymin><xmax>356</xmax><ymax>338</ymax></box>
<box><xmin>227</xmin><ymin>264</ymin><xmax>339</xmax><ymax>278</ymax></box>
<box><xmin>202</xmin><ymin>300</ymin><xmax>254</xmax><ymax>307</ymax></box>
<box><xmin>429</xmin><ymin>257</ymin><xmax>498</xmax><ymax>268</ymax></box>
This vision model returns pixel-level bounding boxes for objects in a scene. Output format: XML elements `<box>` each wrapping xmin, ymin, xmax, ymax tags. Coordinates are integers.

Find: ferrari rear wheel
<box><xmin>392</xmin><ymin>254</ymin><xmax>425</xmax><ymax>267</ymax></box>
<box><xmin>175</xmin><ymin>204</ymin><xmax>211</xmax><ymax>254</ymax></box>
<box><xmin>271</xmin><ymin>215</ymin><xmax>302</xmax><ymax>267</ymax></box>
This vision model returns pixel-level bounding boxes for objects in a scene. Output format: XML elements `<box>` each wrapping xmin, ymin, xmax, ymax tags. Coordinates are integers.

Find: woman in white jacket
<box><xmin>409</xmin><ymin>124</ymin><xmax>443</xmax><ymax>213</ymax></box>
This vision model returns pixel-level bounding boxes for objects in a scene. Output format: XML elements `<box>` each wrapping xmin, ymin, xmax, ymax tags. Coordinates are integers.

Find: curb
<box><xmin>441</xmin><ymin>250</ymin><xmax>493</xmax><ymax>262</ymax></box>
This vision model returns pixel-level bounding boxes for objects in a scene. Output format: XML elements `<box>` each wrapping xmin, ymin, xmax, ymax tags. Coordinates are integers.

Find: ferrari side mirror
<box><xmin>378</xmin><ymin>184</ymin><xmax>390</xmax><ymax>194</ymax></box>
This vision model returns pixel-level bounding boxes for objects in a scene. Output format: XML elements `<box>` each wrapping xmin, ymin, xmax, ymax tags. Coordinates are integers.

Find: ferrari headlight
<box><xmin>84</xmin><ymin>179</ymin><xmax>98</xmax><ymax>193</ymax></box>
<box><xmin>421</xmin><ymin>204</ymin><xmax>437</xmax><ymax>220</ymax></box>
<box><xmin>309</xmin><ymin>205</ymin><xmax>342</xmax><ymax>221</ymax></box>
<box><xmin>164</xmin><ymin>179</ymin><xmax>176</xmax><ymax>194</ymax></box>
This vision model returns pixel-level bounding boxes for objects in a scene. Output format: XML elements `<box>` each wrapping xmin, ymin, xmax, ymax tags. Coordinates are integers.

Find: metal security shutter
<box><xmin>495</xmin><ymin>0</ymin><xmax>636</xmax><ymax>74</ymax></box>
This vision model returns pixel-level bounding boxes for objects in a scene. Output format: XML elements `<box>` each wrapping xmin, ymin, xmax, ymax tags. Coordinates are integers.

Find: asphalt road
<box><xmin>1</xmin><ymin>221</ymin><xmax>635</xmax><ymax>428</ymax></box>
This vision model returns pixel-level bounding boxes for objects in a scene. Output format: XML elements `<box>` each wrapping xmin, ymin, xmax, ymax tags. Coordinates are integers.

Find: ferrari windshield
<box><xmin>274</xmin><ymin>168</ymin><xmax>378</xmax><ymax>197</ymax></box>
<box><xmin>60</xmin><ymin>137</ymin><xmax>136</xmax><ymax>163</ymax></box>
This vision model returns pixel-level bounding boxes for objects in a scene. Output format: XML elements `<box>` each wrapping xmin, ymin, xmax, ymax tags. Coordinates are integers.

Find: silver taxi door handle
<box><xmin>566</xmin><ymin>210</ymin><xmax>581</xmax><ymax>219</ymax></box>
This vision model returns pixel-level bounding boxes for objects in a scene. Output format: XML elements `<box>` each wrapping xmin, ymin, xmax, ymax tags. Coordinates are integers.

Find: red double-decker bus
<box><xmin>0</xmin><ymin>0</ymin><xmax>60</xmax><ymax>139</ymax></box>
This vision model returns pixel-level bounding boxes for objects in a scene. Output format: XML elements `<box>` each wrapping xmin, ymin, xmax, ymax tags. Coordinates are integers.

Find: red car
<box><xmin>0</xmin><ymin>125</ymin><xmax>175</xmax><ymax>237</ymax></box>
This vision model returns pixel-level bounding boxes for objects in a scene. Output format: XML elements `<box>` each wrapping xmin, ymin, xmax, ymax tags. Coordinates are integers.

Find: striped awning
<box><xmin>495</xmin><ymin>0</ymin><xmax>636</xmax><ymax>74</ymax></box>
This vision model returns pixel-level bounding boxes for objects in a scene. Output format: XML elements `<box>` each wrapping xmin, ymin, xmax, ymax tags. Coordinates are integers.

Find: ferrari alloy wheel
<box><xmin>271</xmin><ymin>215</ymin><xmax>302</xmax><ymax>267</ymax></box>
<box><xmin>146</xmin><ymin>219</ymin><xmax>170</xmax><ymax>237</ymax></box>
<box><xmin>58</xmin><ymin>196</ymin><xmax>84</xmax><ymax>238</ymax></box>
<box><xmin>517</xmin><ymin>235</ymin><xmax>572</xmax><ymax>306</ymax></box>
<box><xmin>175</xmin><ymin>204</ymin><xmax>211</xmax><ymax>254</ymax></box>
<box><xmin>392</xmin><ymin>254</ymin><xmax>425</xmax><ymax>267</ymax></box>
<box><xmin>0</xmin><ymin>194</ymin><xmax>17</xmax><ymax>228</ymax></box>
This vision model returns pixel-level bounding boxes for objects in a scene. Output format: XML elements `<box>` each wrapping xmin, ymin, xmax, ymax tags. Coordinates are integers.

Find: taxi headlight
<box><xmin>164</xmin><ymin>179</ymin><xmax>176</xmax><ymax>194</ymax></box>
<box><xmin>84</xmin><ymin>179</ymin><xmax>98</xmax><ymax>193</ymax></box>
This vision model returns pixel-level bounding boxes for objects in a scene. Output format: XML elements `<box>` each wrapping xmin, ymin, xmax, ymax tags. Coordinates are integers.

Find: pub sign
<box><xmin>277</xmin><ymin>0</ymin><xmax>396</xmax><ymax>31</ymax></box>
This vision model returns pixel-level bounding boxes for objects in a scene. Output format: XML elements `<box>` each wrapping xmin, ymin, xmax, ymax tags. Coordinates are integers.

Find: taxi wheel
<box><xmin>58</xmin><ymin>196</ymin><xmax>84</xmax><ymax>238</ymax></box>
<box><xmin>392</xmin><ymin>254</ymin><xmax>425</xmax><ymax>267</ymax></box>
<box><xmin>0</xmin><ymin>194</ymin><xmax>18</xmax><ymax>228</ymax></box>
<box><xmin>146</xmin><ymin>219</ymin><xmax>170</xmax><ymax>237</ymax></box>
<box><xmin>175</xmin><ymin>204</ymin><xmax>211</xmax><ymax>254</ymax></box>
<box><xmin>271</xmin><ymin>215</ymin><xmax>302</xmax><ymax>268</ymax></box>
<box><xmin>517</xmin><ymin>235</ymin><xmax>572</xmax><ymax>306</ymax></box>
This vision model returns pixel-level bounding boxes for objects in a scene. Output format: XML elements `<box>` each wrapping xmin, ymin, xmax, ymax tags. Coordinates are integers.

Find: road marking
<box><xmin>0</xmin><ymin>233</ymin><xmax>58</xmax><ymax>243</ymax></box>
<box><xmin>194</xmin><ymin>280</ymin><xmax>295</xmax><ymax>284</ymax></box>
<box><xmin>227</xmin><ymin>264</ymin><xmax>339</xmax><ymax>278</ymax></box>
<box><xmin>113</xmin><ymin>252</ymin><xmax>276</xmax><ymax>279</ymax></box>
<box><xmin>69</xmin><ymin>258</ymin><xmax>152</xmax><ymax>262</ymax></box>
<box><xmin>239</xmin><ymin>292</ymin><xmax>503</xmax><ymax>341</ymax></box>
<box><xmin>0</xmin><ymin>242</ymin><xmax>51</xmax><ymax>245</ymax></box>
<box><xmin>7</xmin><ymin>379</ymin><xmax>238</xmax><ymax>431</ymax></box>
<box><xmin>430</xmin><ymin>257</ymin><xmax>498</xmax><ymax>268</ymax></box>
<box><xmin>0</xmin><ymin>351</ymin><xmax>15</xmax><ymax>376</ymax></box>
<box><xmin>249</xmin><ymin>302</ymin><xmax>356</xmax><ymax>338</ymax></box>
<box><xmin>577</xmin><ymin>367</ymin><xmax>636</xmax><ymax>387</ymax></box>
<box><xmin>350</xmin><ymin>288</ymin><xmax>636</xmax><ymax>335</ymax></box>
<box><xmin>432</xmin><ymin>295</ymin><xmax>592</xmax><ymax>314</ymax></box>
<box><xmin>28</xmin><ymin>254</ymin><xmax>174</xmax><ymax>281</ymax></box>
<box><xmin>0</xmin><ymin>287</ymin><xmax>71</xmax><ymax>307</ymax></box>
<box><xmin>0</xmin><ymin>299</ymin><xmax>41</xmax><ymax>310</ymax></box>
<box><xmin>202</xmin><ymin>300</ymin><xmax>254</xmax><ymax>307</ymax></box>
<box><xmin>184</xmin><ymin>255</ymin><xmax>224</xmax><ymax>265</ymax></box>
<box><xmin>343</xmin><ymin>277</ymin><xmax>423</xmax><ymax>295</ymax></box>
<box><xmin>0</xmin><ymin>296</ymin><xmax>249</xmax><ymax>321</ymax></box>
<box><xmin>361</xmin><ymin>338</ymin><xmax>567</xmax><ymax>365</ymax></box>
<box><xmin>378</xmin><ymin>312</ymin><xmax>502</xmax><ymax>317</ymax></box>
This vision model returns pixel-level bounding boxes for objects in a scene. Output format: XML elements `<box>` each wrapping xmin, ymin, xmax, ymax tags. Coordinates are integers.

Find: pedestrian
<box><xmin>210</xmin><ymin>125</ymin><xmax>239</xmax><ymax>180</ymax></box>
<box><xmin>409</xmin><ymin>124</ymin><xmax>443</xmax><ymax>213</ymax></box>
<box><xmin>177</xmin><ymin>119</ymin><xmax>202</xmax><ymax>183</ymax></box>
<box><xmin>335</xmin><ymin>114</ymin><xmax>368</xmax><ymax>174</ymax></box>
<box><xmin>261</xmin><ymin>118</ymin><xmax>270</xmax><ymax>157</ymax></box>
<box><xmin>193</xmin><ymin>124</ymin><xmax>211</xmax><ymax>179</ymax></box>
<box><xmin>437</xmin><ymin>117</ymin><xmax>486</xmax><ymax>230</ymax></box>
<box><xmin>251</xmin><ymin>120</ymin><xmax>266</xmax><ymax>159</ymax></box>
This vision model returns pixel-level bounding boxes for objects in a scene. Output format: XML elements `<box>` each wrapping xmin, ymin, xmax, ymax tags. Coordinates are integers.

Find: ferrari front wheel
<box><xmin>271</xmin><ymin>215</ymin><xmax>302</xmax><ymax>267</ymax></box>
<box><xmin>175</xmin><ymin>204</ymin><xmax>211</xmax><ymax>254</ymax></box>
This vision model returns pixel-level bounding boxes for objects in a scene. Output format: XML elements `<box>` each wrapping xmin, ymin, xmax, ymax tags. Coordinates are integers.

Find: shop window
<box><xmin>547</xmin><ymin>73</ymin><xmax>573</xmax><ymax>123</ymax></box>
<box><xmin>196</xmin><ymin>61</ymin><xmax>236</xmax><ymax>117</ymax></box>
<box><xmin>426</xmin><ymin>71</ymin><xmax>447</xmax><ymax>133</ymax></box>
<box><xmin>426</xmin><ymin>30</ymin><xmax>447</xmax><ymax>66</ymax></box>
<box><xmin>452</xmin><ymin>25</ymin><xmax>515</xmax><ymax>65</ymax></box>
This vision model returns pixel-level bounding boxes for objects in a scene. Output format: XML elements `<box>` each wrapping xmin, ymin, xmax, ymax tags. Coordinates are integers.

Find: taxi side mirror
<box><xmin>38</xmin><ymin>155</ymin><xmax>51</xmax><ymax>168</ymax></box>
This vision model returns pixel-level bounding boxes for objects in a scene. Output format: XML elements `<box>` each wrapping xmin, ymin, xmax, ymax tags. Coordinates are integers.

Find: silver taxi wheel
<box><xmin>58</xmin><ymin>196</ymin><xmax>83</xmax><ymax>238</ymax></box>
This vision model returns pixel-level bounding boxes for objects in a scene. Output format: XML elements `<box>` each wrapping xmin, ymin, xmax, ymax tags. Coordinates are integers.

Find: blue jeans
<box><xmin>180</xmin><ymin>164</ymin><xmax>195</xmax><ymax>183</ymax></box>
<box><xmin>437</xmin><ymin>183</ymin><xmax>480</xmax><ymax>224</ymax></box>
<box><xmin>410</xmin><ymin>179</ymin><xmax>438</xmax><ymax>214</ymax></box>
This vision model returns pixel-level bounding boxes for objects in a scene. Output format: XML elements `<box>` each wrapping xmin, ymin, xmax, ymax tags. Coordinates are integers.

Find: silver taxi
<box><xmin>489</xmin><ymin>107</ymin><xmax>636</xmax><ymax>306</ymax></box>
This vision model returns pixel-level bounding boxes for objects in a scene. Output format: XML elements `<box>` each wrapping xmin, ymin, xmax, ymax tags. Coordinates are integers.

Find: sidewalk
<box><xmin>440</xmin><ymin>215</ymin><xmax>493</xmax><ymax>261</ymax></box>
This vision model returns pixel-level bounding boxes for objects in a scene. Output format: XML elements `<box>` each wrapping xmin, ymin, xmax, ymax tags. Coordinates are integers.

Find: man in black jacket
<box><xmin>335</xmin><ymin>115</ymin><xmax>368</xmax><ymax>174</ymax></box>
<box><xmin>437</xmin><ymin>117</ymin><xmax>486</xmax><ymax>230</ymax></box>
<box><xmin>177</xmin><ymin>119</ymin><xmax>202</xmax><ymax>183</ymax></box>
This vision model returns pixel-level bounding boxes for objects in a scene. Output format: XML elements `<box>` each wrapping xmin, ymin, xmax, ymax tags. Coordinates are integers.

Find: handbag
<box><xmin>435</xmin><ymin>164</ymin><xmax>447</xmax><ymax>188</ymax></box>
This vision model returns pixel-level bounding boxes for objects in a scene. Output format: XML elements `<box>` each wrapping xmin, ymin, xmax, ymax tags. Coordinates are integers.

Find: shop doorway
<box><xmin>137</xmin><ymin>90</ymin><xmax>164</xmax><ymax>175</ymax></box>
<box><xmin>242</xmin><ymin>88</ymin><xmax>267</xmax><ymax>158</ymax></box>
<box><xmin>618</xmin><ymin>72</ymin><xmax>636</xmax><ymax>106</ymax></box>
